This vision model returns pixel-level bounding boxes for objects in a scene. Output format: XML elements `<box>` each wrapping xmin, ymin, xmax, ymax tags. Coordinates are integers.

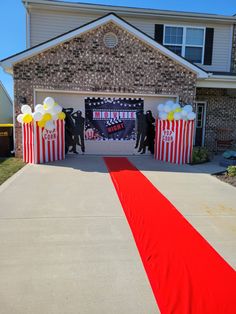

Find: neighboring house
<box><xmin>0</xmin><ymin>81</ymin><xmax>13</xmax><ymax>157</ymax></box>
<box><xmin>0</xmin><ymin>81</ymin><xmax>13</xmax><ymax>124</ymax></box>
<box><xmin>1</xmin><ymin>0</ymin><xmax>236</xmax><ymax>156</ymax></box>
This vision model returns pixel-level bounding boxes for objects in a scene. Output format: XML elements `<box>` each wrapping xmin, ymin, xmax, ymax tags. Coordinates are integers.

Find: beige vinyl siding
<box><xmin>0</xmin><ymin>84</ymin><xmax>13</xmax><ymax>124</ymax></box>
<box><xmin>29</xmin><ymin>9</ymin><xmax>233</xmax><ymax>72</ymax></box>
<box><xmin>30</xmin><ymin>10</ymin><xmax>100</xmax><ymax>46</ymax></box>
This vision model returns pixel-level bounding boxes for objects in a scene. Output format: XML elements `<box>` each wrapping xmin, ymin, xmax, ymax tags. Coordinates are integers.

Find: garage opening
<box><xmin>36</xmin><ymin>90</ymin><xmax>177</xmax><ymax>155</ymax></box>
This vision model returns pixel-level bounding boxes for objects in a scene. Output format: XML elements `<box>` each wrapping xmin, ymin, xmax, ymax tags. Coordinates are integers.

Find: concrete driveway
<box><xmin>0</xmin><ymin>156</ymin><xmax>235</xmax><ymax>314</ymax></box>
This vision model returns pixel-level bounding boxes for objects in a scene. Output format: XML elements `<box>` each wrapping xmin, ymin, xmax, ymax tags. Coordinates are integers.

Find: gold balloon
<box><xmin>58</xmin><ymin>112</ymin><xmax>66</xmax><ymax>120</ymax></box>
<box><xmin>43</xmin><ymin>104</ymin><xmax>48</xmax><ymax>110</ymax></box>
<box><xmin>23</xmin><ymin>113</ymin><xmax>33</xmax><ymax>124</ymax></box>
<box><xmin>42</xmin><ymin>113</ymin><xmax>52</xmax><ymax>122</ymax></box>
<box><xmin>175</xmin><ymin>108</ymin><xmax>182</xmax><ymax>113</ymax></box>
<box><xmin>37</xmin><ymin>120</ymin><xmax>46</xmax><ymax>128</ymax></box>
<box><xmin>167</xmin><ymin>111</ymin><xmax>175</xmax><ymax>121</ymax></box>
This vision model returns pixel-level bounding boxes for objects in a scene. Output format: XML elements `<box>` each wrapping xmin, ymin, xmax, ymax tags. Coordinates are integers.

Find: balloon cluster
<box><xmin>157</xmin><ymin>101</ymin><xmax>196</xmax><ymax>121</ymax></box>
<box><xmin>17</xmin><ymin>97</ymin><xmax>66</xmax><ymax>130</ymax></box>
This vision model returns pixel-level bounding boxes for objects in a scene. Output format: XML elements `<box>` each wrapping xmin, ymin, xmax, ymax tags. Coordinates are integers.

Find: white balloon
<box><xmin>33</xmin><ymin>112</ymin><xmax>43</xmax><ymax>122</ymax></box>
<box><xmin>35</xmin><ymin>104</ymin><xmax>45</xmax><ymax>114</ymax></box>
<box><xmin>53</xmin><ymin>105</ymin><xmax>62</xmax><ymax>114</ymax></box>
<box><xmin>45</xmin><ymin>120</ymin><xmax>55</xmax><ymax>131</ymax></box>
<box><xmin>44</xmin><ymin>97</ymin><xmax>55</xmax><ymax>109</ymax></box>
<box><xmin>164</xmin><ymin>105</ymin><xmax>171</xmax><ymax>113</ymax></box>
<box><xmin>157</xmin><ymin>103</ymin><xmax>165</xmax><ymax>112</ymax></box>
<box><xmin>172</xmin><ymin>103</ymin><xmax>181</xmax><ymax>111</ymax></box>
<box><xmin>183</xmin><ymin>105</ymin><xmax>193</xmax><ymax>113</ymax></box>
<box><xmin>174</xmin><ymin>112</ymin><xmax>181</xmax><ymax>120</ymax></box>
<box><xmin>181</xmin><ymin>110</ymin><xmax>188</xmax><ymax>117</ymax></box>
<box><xmin>17</xmin><ymin>114</ymin><xmax>24</xmax><ymax>123</ymax></box>
<box><xmin>165</xmin><ymin>100</ymin><xmax>175</xmax><ymax>107</ymax></box>
<box><xmin>52</xmin><ymin>114</ymin><xmax>58</xmax><ymax>121</ymax></box>
<box><xmin>159</xmin><ymin>112</ymin><xmax>168</xmax><ymax>120</ymax></box>
<box><xmin>187</xmin><ymin>112</ymin><xmax>196</xmax><ymax>120</ymax></box>
<box><xmin>45</xmin><ymin>108</ymin><xmax>55</xmax><ymax>115</ymax></box>
<box><xmin>21</xmin><ymin>105</ymin><xmax>32</xmax><ymax>114</ymax></box>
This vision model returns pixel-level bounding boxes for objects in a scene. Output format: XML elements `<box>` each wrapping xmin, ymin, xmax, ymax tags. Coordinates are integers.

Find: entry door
<box><xmin>195</xmin><ymin>102</ymin><xmax>206</xmax><ymax>147</ymax></box>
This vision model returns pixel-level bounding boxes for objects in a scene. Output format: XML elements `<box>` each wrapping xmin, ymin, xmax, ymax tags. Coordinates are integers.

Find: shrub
<box><xmin>192</xmin><ymin>147</ymin><xmax>209</xmax><ymax>164</ymax></box>
<box><xmin>227</xmin><ymin>165</ymin><xmax>236</xmax><ymax>177</ymax></box>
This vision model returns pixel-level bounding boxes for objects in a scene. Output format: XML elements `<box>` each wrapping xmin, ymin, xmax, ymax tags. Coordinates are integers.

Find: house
<box><xmin>1</xmin><ymin>0</ymin><xmax>236</xmax><ymax>156</ymax></box>
<box><xmin>0</xmin><ymin>81</ymin><xmax>13</xmax><ymax>157</ymax></box>
<box><xmin>0</xmin><ymin>81</ymin><xmax>13</xmax><ymax>125</ymax></box>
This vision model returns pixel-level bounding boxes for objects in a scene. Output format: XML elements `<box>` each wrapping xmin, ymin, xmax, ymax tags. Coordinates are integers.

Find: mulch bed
<box><xmin>215</xmin><ymin>172</ymin><xmax>236</xmax><ymax>187</ymax></box>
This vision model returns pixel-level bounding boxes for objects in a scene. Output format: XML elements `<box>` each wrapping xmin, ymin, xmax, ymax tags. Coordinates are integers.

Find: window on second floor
<box><xmin>164</xmin><ymin>26</ymin><xmax>205</xmax><ymax>64</ymax></box>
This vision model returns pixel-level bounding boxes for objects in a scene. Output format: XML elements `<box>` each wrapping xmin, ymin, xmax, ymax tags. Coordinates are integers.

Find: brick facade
<box><xmin>14</xmin><ymin>22</ymin><xmax>197</xmax><ymax>157</ymax></box>
<box><xmin>231</xmin><ymin>24</ymin><xmax>236</xmax><ymax>73</ymax></box>
<box><xmin>196</xmin><ymin>88</ymin><xmax>236</xmax><ymax>151</ymax></box>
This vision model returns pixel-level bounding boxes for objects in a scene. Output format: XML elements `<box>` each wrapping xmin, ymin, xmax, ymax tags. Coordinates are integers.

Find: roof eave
<box><xmin>22</xmin><ymin>0</ymin><xmax>236</xmax><ymax>23</ymax></box>
<box><xmin>1</xmin><ymin>13</ymin><xmax>208</xmax><ymax>79</ymax></box>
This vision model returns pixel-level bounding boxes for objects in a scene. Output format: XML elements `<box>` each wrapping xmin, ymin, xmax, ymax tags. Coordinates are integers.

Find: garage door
<box><xmin>36</xmin><ymin>91</ymin><xmax>176</xmax><ymax>155</ymax></box>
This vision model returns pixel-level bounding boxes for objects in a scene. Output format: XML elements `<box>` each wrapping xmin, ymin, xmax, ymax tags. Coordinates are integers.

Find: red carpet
<box><xmin>104</xmin><ymin>157</ymin><xmax>236</xmax><ymax>314</ymax></box>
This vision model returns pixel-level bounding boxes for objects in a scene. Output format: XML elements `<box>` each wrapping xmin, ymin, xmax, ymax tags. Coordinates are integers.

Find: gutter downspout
<box><xmin>25</xmin><ymin>1</ymin><xmax>30</xmax><ymax>48</ymax></box>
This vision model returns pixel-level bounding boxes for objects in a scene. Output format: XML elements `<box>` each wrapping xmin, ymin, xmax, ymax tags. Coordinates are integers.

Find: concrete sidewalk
<box><xmin>0</xmin><ymin>157</ymin><xmax>158</xmax><ymax>314</ymax></box>
<box><xmin>130</xmin><ymin>156</ymin><xmax>236</xmax><ymax>269</ymax></box>
<box><xmin>0</xmin><ymin>155</ymin><xmax>235</xmax><ymax>314</ymax></box>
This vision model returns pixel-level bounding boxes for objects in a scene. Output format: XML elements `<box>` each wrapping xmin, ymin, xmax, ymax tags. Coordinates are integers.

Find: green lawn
<box><xmin>0</xmin><ymin>158</ymin><xmax>25</xmax><ymax>185</ymax></box>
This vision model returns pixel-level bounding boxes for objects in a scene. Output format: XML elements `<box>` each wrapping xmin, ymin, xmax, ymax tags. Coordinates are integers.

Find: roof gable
<box><xmin>1</xmin><ymin>13</ymin><xmax>208</xmax><ymax>78</ymax></box>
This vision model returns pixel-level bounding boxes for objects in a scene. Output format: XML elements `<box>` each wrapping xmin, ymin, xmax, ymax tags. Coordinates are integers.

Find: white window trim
<box><xmin>163</xmin><ymin>25</ymin><xmax>206</xmax><ymax>64</ymax></box>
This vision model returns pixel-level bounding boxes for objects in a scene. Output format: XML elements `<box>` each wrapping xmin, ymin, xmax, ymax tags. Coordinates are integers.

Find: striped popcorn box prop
<box><xmin>17</xmin><ymin>97</ymin><xmax>66</xmax><ymax>164</ymax></box>
<box><xmin>155</xmin><ymin>119</ymin><xmax>195</xmax><ymax>165</ymax></box>
<box><xmin>22</xmin><ymin>120</ymin><xmax>65</xmax><ymax>164</ymax></box>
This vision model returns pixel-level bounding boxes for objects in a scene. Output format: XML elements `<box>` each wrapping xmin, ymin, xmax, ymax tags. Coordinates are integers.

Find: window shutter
<box><xmin>155</xmin><ymin>24</ymin><xmax>164</xmax><ymax>44</ymax></box>
<box><xmin>204</xmin><ymin>28</ymin><xmax>214</xmax><ymax>65</ymax></box>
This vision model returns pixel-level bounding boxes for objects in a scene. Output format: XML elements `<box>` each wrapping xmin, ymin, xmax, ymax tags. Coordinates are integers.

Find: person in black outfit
<box><xmin>63</xmin><ymin>108</ymin><xmax>76</xmax><ymax>154</ymax></box>
<box><xmin>71</xmin><ymin>110</ymin><xmax>85</xmax><ymax>154</ymax></box>
<box><xmin>135</xmin><ymin>110</ymin><xmax>147</xmax><ymax>154</ymax></box>
<box><xmin>145</xmin><ymin>110</ymin><xmax>155</xmax><ymax>154</ymax></box>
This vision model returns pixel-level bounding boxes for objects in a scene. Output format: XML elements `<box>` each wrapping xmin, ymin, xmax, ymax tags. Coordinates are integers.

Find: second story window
<box><xmin>164</xmin><ymin>26</ymin><xmax>205</xmax><ymax>64</ymax></box>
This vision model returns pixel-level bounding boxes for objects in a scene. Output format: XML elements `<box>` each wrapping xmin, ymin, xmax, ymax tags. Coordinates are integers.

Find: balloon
<box><xmin>58</xmin><ymin>112</ymin><xmax>66</xmax><ymax>120</ymax></box>
<box><xmin>53</xmin><ymin>105</ymin><xmax>62</xmax><ymax>114</ymax></box>
<box><xmin>52</xmin><ymin>114</ymin><xmax>58</xmax><ymax>121</ymax></box>
<box><xmin>183</xmin><ymin>105</ymin><xmax>193</xmax><ymax>113</ymax></box>
<box><xmin>45</xmin><ymin>108</ymin><xmax>55</xmax><ymax>115</ymax></box>
<box><xmin>38</xmin><ymin>120</ymin><xmax>46</xmax><ymax>128</ymax></box>
<box><xmin>16</xmin><ymin>114</ymin><xmax>23</xmax><ymax>123</ymax></box>
<box><xmin>35</xmin><ymin>104</ymin><xmax>45</xmax><ymax>114</ymax></box>
<box><xmin>175</xmin><ymin>108</ymin><xmax>182</xmax><ymax>113</ymax></box>
<box><xmin>165</xmin><ymin>100</ymin><xmax>175</xmax><ymax>107</ymax></box>
<box><xmin>164</xmin><ymin>104</ymin><xmax>171</xmax><ymax>113</ymax></box>
<box><xmin>159</xmin><ymin>112</ymin><xmax>168</xmax><ymax>120</ymax></box>
<box><xmin>172</xmin><ymin>103</ymin><xmax>181</xmax><ymax>111</ymax></box>
<box><xmin>181</xmin><ymin>110</ymin><xmax>188</xmax><ymax>117</ymax></box>
<box><xmin>174</xmin><ymin>112</ymin><xmax>181</xmax><ymax>120</ymax></box>
<box><xmin>33</xmin><ymin>112</ymin><xmax>43</xmax><ymax>122</ymax></box>
<box><xmin>187</xmin><ymin>112</ymin><xmax>196</xmax><ymax>120</ymax></box>
<box><xmin>23</xmin><ymin>113</ymin><xmax>33</xmax><ymax>124</ymax></box>
<box><xmin>21</xmin><ymin>105</ymin><xmax>32</xmax><ymax>114</ymax></box>
<box><xmin>157</xmin><ymin>104</ymin><xmax>165</xmax><ymax>112</ymax></box>
<box><xmin>43</xmin><ymin>97</ymin><xmax>55</xmax><ymax>109</ymax></box>
<box><xmin>42</xmin><ymin>113</ymin><xmax>52</xmax><ymax>122</ymax></box>
<box><xmin>167</xmin><ymin>111</ymin><xmax>175</xmax><ymax>121</ymax></box>
<box><xmin>45</xmin><ymin>120</ymin><xmax>55</xmax><ymax>131</ymax></box>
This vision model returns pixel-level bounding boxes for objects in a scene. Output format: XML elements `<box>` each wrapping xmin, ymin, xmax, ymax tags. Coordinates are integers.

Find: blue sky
<box><xmin>0</xmin><ymin>0</ymin><xmax>236</xmax><ymax>100</ymax></box>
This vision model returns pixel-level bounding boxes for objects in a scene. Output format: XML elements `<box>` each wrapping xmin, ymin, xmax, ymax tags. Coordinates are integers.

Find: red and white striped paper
<box><xmin>155</xmin><ymin>119</ymin><xmax>194</xmax><ymax>164</ymax></box>
<box><xmin>22</xmin><ymin>120</ymin><xmax>65</xmax><ymax>164</ymax></box>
